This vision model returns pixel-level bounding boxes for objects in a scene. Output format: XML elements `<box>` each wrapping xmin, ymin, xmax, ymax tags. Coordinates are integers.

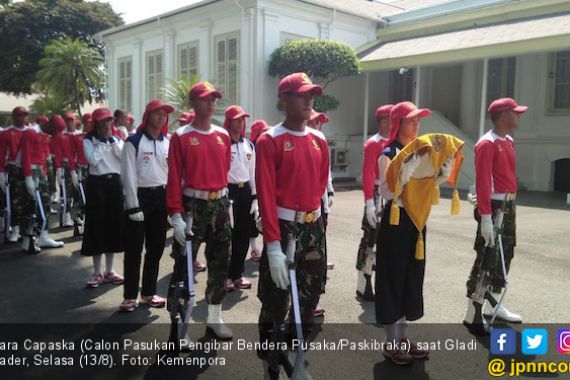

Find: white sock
<box><xmin>396</xmin><ymin>316</ymin><xmax>407</xmax><ymax>341</ymax></box>
<box><xmin>105</xmin><ymin>253</ymin><xmax>114</xmax><ymax>273</ymax></box>
<box><xmin>249</xmin><ymin>237</ymin><xmax>259</xmax><ymax>252</ymax></box>
<box><xmin>385</xmin><ymin>323</ymin><xmax>398</xmax><ymax>343</ymax></box>
<box><xmin>93</xmin><ymin>255</ymin><xmax>102</xmax><ymax>274</ymax></box>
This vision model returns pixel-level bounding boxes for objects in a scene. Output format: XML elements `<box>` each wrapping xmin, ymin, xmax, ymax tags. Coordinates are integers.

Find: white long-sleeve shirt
<box><xmin>228</xmin><ymin>137</ymin><xmax>256</xmax><ymax>196</ymax></box>
<box><xmin>83</xmin><ymin>134</ymin><xmax>123</xmax><ymax>176</ymax></box>
<box><xmin>121</xmin><ymin>131</ymin><xmax>169</xmax><ymax>210</ymax></box>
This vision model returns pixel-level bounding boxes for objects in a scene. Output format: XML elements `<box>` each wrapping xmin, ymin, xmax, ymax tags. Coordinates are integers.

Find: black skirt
<box><xmin>80</xmin><ymin>173</ymin><xmax>125</xmax><ymax>256</ymax></box>
<box><xmin>375</xmin><ymin>200</ymin><xmax>426</xmax><ymax>325</ymax></box>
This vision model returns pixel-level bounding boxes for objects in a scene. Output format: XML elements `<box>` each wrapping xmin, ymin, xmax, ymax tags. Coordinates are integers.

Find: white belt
<box><xmin>62</xmin><ymin>158</ymin><xmax>69</xmax><ymax>162</ymax></box>
<box><xmin>374</xmin><ymin>179</ymin><xmax>381</xmax><ymax>185</ymax></box>
<box><xmin>491</xmin><ymin>192</ymin><xmax>516</xmax><ymax>201</ymax></box>
<box><xmin>277</xmin><ymin>206</ymin><xmax>321</xmax><ymax>224</ymax></box>
<box><xmin>183</xmin><ymin>187</ymin><xmax>228</xmax><ymax>201</ymax></box>
<box><xmin>31</xmin><ymin>164</ymin><xmax>44</xmax><ymax>170</ymax></box>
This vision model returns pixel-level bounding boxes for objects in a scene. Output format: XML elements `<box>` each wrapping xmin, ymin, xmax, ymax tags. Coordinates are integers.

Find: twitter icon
<box><xmin>522</xmin><ymin>329</ymin><xmax>548</xmax><ymax>355</ymax></box>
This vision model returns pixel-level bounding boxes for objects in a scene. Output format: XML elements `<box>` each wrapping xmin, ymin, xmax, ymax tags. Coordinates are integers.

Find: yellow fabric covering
<box><xmin>386</xmin><ymin>133</ymin><xmax>465</xmax><ymax>260</ymax></box>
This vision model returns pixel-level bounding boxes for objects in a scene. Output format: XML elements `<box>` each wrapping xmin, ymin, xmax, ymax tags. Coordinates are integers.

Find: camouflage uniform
<box><xmin>7</xmin><ymin>165</ymin><xmax>26</xmax><ymax>228</ymax></box>
<box><xmin>22</xmin><ymin>167</ymin><xmax>50</xmax><ymax>233</ymax></box>
<box><xmin>258</xmin><ymin>217</ymin><xmax>326</xmax><ymax>328</ymax></box>
<box><xmin>75</xmin><ymin>165</ymin><xmax>88</xmax><ymax>219</ymax></box>
<box><xmin>61</xmin><ymin>161</ymin><xmax>78</xmax><ymax>219</ymax></box>
<box><xmin>466</xmin><ymin>199</ymin><xmax>516</xmax><ymax>296</ymax></box>
<box><xmin>170</xmin><ymin>195</ymin><xmax>231</xmax><ymax>305</ymax></box>
<box><xmin>46</xmin><ymin>157</ymin><xmax>56</xmax><ymax>198</ymax></box>
<box><xmin>355</xmin><ymin>185</ymin><xmax>379</xmax><ymax>274</ymax></box>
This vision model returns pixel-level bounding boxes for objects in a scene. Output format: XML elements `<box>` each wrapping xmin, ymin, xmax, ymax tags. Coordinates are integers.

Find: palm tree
<box><xmin>29</xmin><ymin>92</ymin><xmax>67</xmax><ymax>117</ymax></box>
<box><xmin>36</xmin><ymin>37</ymin><xmax>104</xmax><ymax>116</ymax></box>
<box><xmin>161</xmin><ymin>74</ymin><xmax>200</xmax><ymax>122</ymax></box>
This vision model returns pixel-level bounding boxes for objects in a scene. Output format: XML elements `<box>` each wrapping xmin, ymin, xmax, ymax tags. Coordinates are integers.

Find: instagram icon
<box><xmin>558</xmin><ymin>329</ymin><xmax>570</xmax><ymax>354</ymax></box>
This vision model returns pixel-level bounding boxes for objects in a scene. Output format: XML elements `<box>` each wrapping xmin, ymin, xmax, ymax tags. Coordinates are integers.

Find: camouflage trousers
<box><xmin>75</xmin><ymin>165</ymin><xmax>88</xmax><ymax>219</ymax></box>
<box><xmin>466</xmin><ymin>200</ymin><xmax>516</xmax><ymax>296</ymax></box>
<box><xmin>61</xmin><ymin>162</ymin><xmax>79</xmax><ymax>219</ymax></box>
<box><xmin>258</xmin><ymin>217</ymin><xmax>326</xmax><ymax>328</ymax></box>
<box><xmin>356</xmin><ymin>207</ymin><xmax>378</xmax><ymax>274</ymax></box>
<box><xmin>170</xmin><ymin>195</ymin><xmax>231</xmax><ymax>305</ymax></box>
<box><xmin>46</xmin><ymin>157</ymin><xmax>56</xmax><ymax>196</ymax></box>
<box><xmin>6</xmin><ymin>165</ymin><xmax>26</xmax><ymax>227</ymax></box>
<box><xmin>21</xmin><ymin>168</ymin><xmax>51</xmax><ymax>234</ymax></box>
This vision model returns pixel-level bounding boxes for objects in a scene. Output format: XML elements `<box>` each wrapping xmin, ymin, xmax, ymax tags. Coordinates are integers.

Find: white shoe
<box><xmin>63</xmin><ymin>213</ymin><xmax>73</xmax><ymax>227</ymax></box>
<box><xmin>485</xmin><ymin>292</ymin><xmax>522</xmax><ymax>323</ymax></box>
<box><xmin>206</xmin><ymin>304</ymin><xmax>233</xmax><ymax>340</ymax></box>
<box><xmin>463</xmin><ymin>299</ymin><xmax>489</xmax><ymax>335</ymax></box>
<box><xmin>50</xmin><ymin>193</ymin><xmax>59</xmax><ymax>203</ymax></box>
<box><xmin>22</xmin><ymin>236</ymin><xmax>41</xmax><ymax>254</ymax></box>
<box><xmin>8</xmin><ymin>226</ymin><xmax>20</xmax><ymax>243</ymax></box>
<box><xmin>37</xmin><ymin>231</ymin><xmax>64</xmax><ymax>248</ymax></box>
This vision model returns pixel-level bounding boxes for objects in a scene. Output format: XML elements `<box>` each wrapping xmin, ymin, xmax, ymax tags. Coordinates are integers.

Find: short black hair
<box><xmin>490</xmin><ymin>110</ymin><xmax>505</xmax><ymax>124</ymax></box>
<box><xmin>114</xmin><ymin>109</ymin><xmax>126</xmax><ymax>119</ymax></box>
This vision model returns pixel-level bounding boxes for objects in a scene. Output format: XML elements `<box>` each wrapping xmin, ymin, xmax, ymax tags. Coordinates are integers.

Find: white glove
<box><xmin>71</xmin><ymin>170</ymin><xmax>79</xmax><ymax>189</ymax></box>
<box><xmin>365</xmin><ymin>199</ymin><xmax>378</xmax><ymax>226</ymax></box>
<box><xmin>401</xmin><ymin>153</ymin><xmax>420</xmax><ymax>186</ymax></box>
<box><xmin>250</xmin><ymin>199</ymin><xmax>258</xmax><ymax>215</ymax></box>
<box><xmin>25</xmin><ymin>176</ymin><xmax>36</xmax><ymax>197</ymax></box>
<box><xmin>256</xmin><ymin>217</ymin><xmax>263</xmax><ymax>233</ymax></box>
<box><xmin>437</xmin><ymin>158</ymin><xmax>453</xmax><ymax>184</ymax></box>
<box><xmin>328</xmin><ymin>195</ymin><xmax>334</xmax><ymax>208</ymax></box>
<box><xmin>480</xmin><ymin>216</ymin><xmax>495</xmax><ymax>247</ymax></box>
<box><xmin>266</xmin><ymin>241</ymin><xmax>290</xmax><ymax>290</ymax></box>
<box><xmin>129</xmin><ymin>211</ymin><xmax>144</xmax><ymax>222</ymax></box>
<box><xmin>171</xmin><ymin>213</ymin><xmax>187</xmax><ymax>247</ymax></box>
<box><xmin>0</xmin><ymin>172</ymin><xmax>6</xmax><ymax>193</ymax></box>
<box><xmin>56</xmin><ymin>168</ymin><xmax>64</xmax><ymax>185</ymax></box>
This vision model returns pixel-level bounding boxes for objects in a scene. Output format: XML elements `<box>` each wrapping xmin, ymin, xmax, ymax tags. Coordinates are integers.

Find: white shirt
<box><xmin>83</xmin><ymin>134</ymin><xmax>123</xmax><ymax>176</ymax></box>
<box><xmin>121</xmin><ymin>130</ymin><xmax>170</xmax><ymax>210</ymax></box>
<box><xmin>228</xmin><ymin>137</ymin><xmax>256</xmax><ymax>195</ymax></box>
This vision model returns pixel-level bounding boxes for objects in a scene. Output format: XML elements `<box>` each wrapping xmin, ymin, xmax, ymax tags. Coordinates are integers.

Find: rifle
<box><xmin>4</xmin><ymin>173</ymin><xmax>11</xmax><ymax>243</ymax></box>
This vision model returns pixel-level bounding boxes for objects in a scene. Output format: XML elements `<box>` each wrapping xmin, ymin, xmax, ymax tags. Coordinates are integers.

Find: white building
<box><xmin>100</xmin><ymin>0</ymin><xmax>570</xmax><ymax>192</ymax></box>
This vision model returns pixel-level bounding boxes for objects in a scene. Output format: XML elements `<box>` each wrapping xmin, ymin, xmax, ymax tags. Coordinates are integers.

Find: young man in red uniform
<box><xmin>356</xmin><ymin>104</ymin><xmax>393</xmax><ymax>301</ymax></box>
<box><xmin>21</xmin><ymin>116</ymin><xmax>65</xmax><ymax>251</ymax></box>
<box><xmin>53</xmin><ymin>112</ymin><xmax>79</xmax><ymax>228</ymax></box>
<box><xmin>0</xmin><ymin>107</ymin><xmax>33</xmax><ymax>245</ymax></box>
<box><xmin>256</xmin><ymin>73</ymin><xmax>330</xmax><ymax>363</ymax></box>
<box><xmin>166</xmin><ymin>81</ymin><xmax>233</xmax><ymax>340</ymax></box>
<box><xmin>464</xmin><ymin>97</ymin><xmax>526</xmax><ymax>330</ymax></box>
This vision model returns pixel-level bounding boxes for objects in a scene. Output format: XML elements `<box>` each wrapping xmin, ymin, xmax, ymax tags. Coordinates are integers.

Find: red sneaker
<box><xmin>119</xmin><ymin>299</ymin><xmax>138</xmax><ymax>312</ymax></box>
<box><xmin>313</xmin><ymin>308</ymin><xmax>325</xmax><ymax>317</ymax></box>
<box><xmin>225</xmin><ymin>278</ymin><xmax>235</xmax><ymax>292</ymax></box>
<box><xmin>402</xmin><ymin>339</ymin><xmax>429</xmax><ymax>359</ymax></box>
<box><xmin>327</xmin><ymin>262</ymin><xmax>334</xmax><ymax>270</ymax></box>
<box><xmin>103</xmin><ymin>271</ymin><xmax>124</xmax><ymax>285</ymax></box>
<box><xmin>193</xmin><ymin>261</ymin><xmax>206</xmax><ymax>272</ymax></box>
<box><xmin>86</xmin><ymin>273</ymin><xmax>103</xmax><ymax>288</ymax></box>
<box><xmin>383</xmin><ymin>343</ymin><xmax>413</xmax><ymax>365</ymax></box>
<box><xmin>250</xmin><ymin>249</ymin><xmax>262</xmax><ymax>262</ymax></box>
<box><xmin>233</xmin><ymin>277</ymin><xmax>252</xmax><ymax>289</ymax></box>
<box><xmin>140</xmin><ymin>295</ymin><xmax>166</xmax><ymax>308</ymax></box>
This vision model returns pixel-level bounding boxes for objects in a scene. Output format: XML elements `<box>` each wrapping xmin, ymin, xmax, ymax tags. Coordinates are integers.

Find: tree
<box><xmin>36</xmin><ymin>37</ymin><xmax>105</xmax><ymax>116</ymax></box>
<box><xmin>268</xmin><ymin>40</ymin><xmax>360</xmax><ymax>113</ymax></box>
<box><xmin>161</xmin><ymin>74</ymin><xmax>201</xmax><ymax>120</ymax></box>
<box><xmin>0</xmin><ymin>0</ymin><xmax>122</xmax><ymax>95</ymax></box>
<box><xmin>29</xmin><ymin>92</ymin><xmax>68</xmax><ymax>117</ymax></box>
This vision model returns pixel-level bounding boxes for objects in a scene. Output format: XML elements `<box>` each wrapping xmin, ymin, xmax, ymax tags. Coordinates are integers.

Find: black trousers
<box><xmin>123</xmin><ymin>186</ymin><xmax>168</xmax><ymax>300</ymax></box>
<box><xmin>228</xmin><ymin>182</ymin><xmax>252</xmax><ymax>281</ymax></box>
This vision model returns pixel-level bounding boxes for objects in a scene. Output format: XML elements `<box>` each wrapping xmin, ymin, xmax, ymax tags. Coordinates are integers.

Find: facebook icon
<box><xmin>491</xmin><ymin>329</ymin><xmax>517</xmax><ymax>355</ymax></box>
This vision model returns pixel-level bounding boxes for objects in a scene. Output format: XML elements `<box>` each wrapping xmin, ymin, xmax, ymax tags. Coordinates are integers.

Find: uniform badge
<box><xmin>300</xmin><ymin>73</ymin><xmax>312</xmax><ymax>84</ymax></box>
<box><xmin>216</xmin><ymin>136</ymin><xmax>224</xmax><ymax>145</ymax></box>
<box><xmin>190</xmin><ymin>137</ymin><xmax>200</xmax><ymax>146</ymax></box>
<box><xmin>204</xmin><ymin>81</ymin><xmax>215</xmax><ymax>90</ymax></box>
<box><xmin>284</xmin><ymin>141</ymin><xmax>294</xmax><ymax>152</ymax></box>
<box><xmin>430</xmin><ymin>135</ymin><xmax>443</xmax><ymax>152</ymax></box>
<box><xmin>497</xmin><ymin>144</ymin><xmax>503</xmax><ymax>152</ymax></box>
<box><xmin>311</xmin><ymin>139</ymin><xmax>320</xmax><ymax>151</ymax></box>
<box><xmin>246</xmin><ymin>153</ymin><xmax>252</xmax><ymax>160</ymax></box>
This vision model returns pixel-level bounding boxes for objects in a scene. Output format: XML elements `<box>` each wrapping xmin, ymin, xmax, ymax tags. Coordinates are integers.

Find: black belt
<box><xmin>228</xmin><ymin>181</ymin><xmax>249</xmax><ymax>189</ymax></box>
<box><xmin>89</xmin><ymin>173</ymin><xmax>119</xmax><ymax>180</ymax></box>
<box><xmin>139</xmin><ymin>185</ymin><xmax>166</xmax><ymax>191</ymax></box>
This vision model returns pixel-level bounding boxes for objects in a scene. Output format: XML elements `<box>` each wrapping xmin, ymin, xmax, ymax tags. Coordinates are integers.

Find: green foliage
<box><xmin>269</xmin><ymin>40</ymin><xmax>360</xmax><ymax>113</ymax></box>
<box><xmin>161</xmin><ymin>74</ymin><xmax>200</xmax><ymax>114</ymax></box>
<box><xmin>0</xmin><ymin>0</ymin><xmax>123</xmax><ymax>95</ymax></box>
<box><xmin>269</xmin><ymin>40</ymin><xmax>360</xmax><ymax>88</ymax></box>
<box><xmin>29</xmin><ymin>92</ymin><xmax>68</xmax><ymax>117</ymax></box>
<box><xmin>36</xmin><ymin>37</ymin><xmax>105</xmax><ymax>115</ymax></box>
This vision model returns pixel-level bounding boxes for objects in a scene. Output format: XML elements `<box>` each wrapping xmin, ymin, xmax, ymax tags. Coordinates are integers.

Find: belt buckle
<box><xmin>305</xmin><ymin>211</ymin><xmax>315</xmax><ymax>223</ymax></box>
<box><xmin>507</xmin><ymin>193</ymin><xmax>516</xmax><ymax>201</ymax></box>
<box><xmin>208</xmin><ymin>191</ymin><xmax>218</xmax><ymax>201</ymax></box>
<box><xmin>238</xmin><ymin>182</ymin><xmax>245</xmax><ymax>188</ymax></box>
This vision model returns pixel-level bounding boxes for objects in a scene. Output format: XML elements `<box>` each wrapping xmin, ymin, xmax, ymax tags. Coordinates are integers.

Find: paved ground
<box><xmin>1</xmin><ymin>188</ymin><xmax>568</xmax><ymax>324</ymax></box>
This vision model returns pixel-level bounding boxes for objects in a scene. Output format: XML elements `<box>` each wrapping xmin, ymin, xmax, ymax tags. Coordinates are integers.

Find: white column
<box><xmin>362</xmin><ymin>72</ymin><xmax>370</xmax><ymax>150</ymax></box>
<box><xmin>164</xmin><ymin>29</ymin><xmax>176</xmax><ymax>84</ymax></box>
<box><xmin>104</xmin><ymin>43</ymin><xmax>114</xmax><ymax>110</ymax></box>
<box><xmin>478</xmin><ymin>58</ymin><xmax>489</xmax><ymax>138</ymax></box>
<box><xmin>241</xmin><ymin>7</ymin><xmax>255</xmax><ymax>116</ymax></box>
<box><xmin>261</xmin><ymin>9</ymin><xmax>279</xmax><ymax>121</ymax></box>
<box><xmin>132</xmin><ymin>38</ymin><xmax>143</xmax><ymax>120</ymax></box>
<box><xmin>319</xmin><ymin>21</ymin><xmax>330</xmax><ymax>40</ymax></box>
<box><xmin>414</xmin><ymin>66</ymin><xmax>421</xmax><ymax>104</ymax></box>
<box><xmin>199</xmin><ymin>19</ymin><xmax>213</xmax><ymax>82</ymax></box>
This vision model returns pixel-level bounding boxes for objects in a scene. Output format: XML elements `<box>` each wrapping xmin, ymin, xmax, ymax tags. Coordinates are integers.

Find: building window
<box><xmin>214</xmin><ymin>33</ymin><xmax>239</xmax><ymax>106</ymax></box>
<box><xmin>118</xmin><ymin>57</ymin><xmax>132</xmax><ymax>112</ymax></box>
<box><xmin>388</xmin><ymin>68</ymin><xmax>414</xmax><ymax>103</ymax></box>
<box><xmin>486</xmin><ymin>57</ymin><xmax>516</xmax><ymax>106</ymax></box>
<box><xmin>178</xmin><ymin>41</ymin><xmax>199</xmax><ymax>79</ymax></box>
<box><xmin>146</xmin><ymin>50</ymin><xmax>163</xmax><ymax>101</ymax></box>
<box><xmin>551</xmin><ymin>51</ymin><xmax>570</xmax><ymax>112</ymax></box>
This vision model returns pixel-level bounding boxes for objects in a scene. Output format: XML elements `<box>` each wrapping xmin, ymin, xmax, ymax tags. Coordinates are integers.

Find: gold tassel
<box><xmin>431</xmin><ymin>184</ymin><xmax>440</xmax><ymax>205</ymax></box>
<box><xmin>415</xmin><ymin>231</ymin><xmax>424</xmax><ymax>260</ymax></box>
<box><xmin>389</xmin><ymin>198</ymin><xmax>400</xmax><ymax>226</ymax></box>
<box><xmin>451</xmin><ymin>188</ymin><xmax>461</xmax><ymax>215</ymax></box>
